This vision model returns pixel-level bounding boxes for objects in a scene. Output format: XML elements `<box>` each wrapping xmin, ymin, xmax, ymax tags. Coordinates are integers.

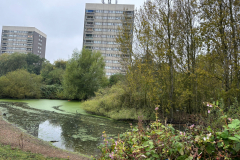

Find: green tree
<box><xmin>40</xmin><ymin>60</ymin><xmax>54</xmax><ymax>84</ymax></box>
<box><xmin>26</xmin><ymin>53</ymin><xmax>44</xmax><ymax>75</ymax></box>
<box><xmin>0</xmin><ymin>69</ymin><xmax>42</xmax><ymax>99</ymax></box>
<box><xmin>109</xmin><ymin>74</ymin><xmax>125</xmax><ymax>86</ymax></box>
<box><xmin>40</xmin><ymin>59</ymin><xmax>66</xmax><ymax>85</ymax></box>
<box><xmin>83</xmin><ymin>0</ymin><xmax>240</xmax><ymax>121</ymax></box>
<box><xmin>200</xmin><ymin>0</ymin><xmax>240</xmax><ymax>107</ymax></box>
<box><xmin>0</xmin><ymin>53</ymin><xmax>27</xmax><ymax>76</ymax></box>
<box><xmin>0</xmin><ymin>53</ymin><xmax>44</xmax><ymax>76</ymax></box>
<box><xmin>63</xmin><ymin>48</ymin><xmax>106</xmax><ymax>100</ymax></box>
<box><xmin>54</xmin><ymin>59</ymin><xmax>67</xmax><ymax>70</ymax></box>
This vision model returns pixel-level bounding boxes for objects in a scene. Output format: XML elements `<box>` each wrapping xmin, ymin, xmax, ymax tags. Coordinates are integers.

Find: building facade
<box><xmin>0</xmin><ymin>26</ymin><xmax>47</xmax><ymax>58</ymax></box>
<box><xmin>83</xmin><ymin>3</ymin><xmax>134</xmax><ymax>76</ymax></box>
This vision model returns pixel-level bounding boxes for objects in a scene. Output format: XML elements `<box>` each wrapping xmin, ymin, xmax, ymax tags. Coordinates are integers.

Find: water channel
<box><xmin>0</xmin><ymin>99</ymin><xmax>132</xmax><ymax>156</ymax></box>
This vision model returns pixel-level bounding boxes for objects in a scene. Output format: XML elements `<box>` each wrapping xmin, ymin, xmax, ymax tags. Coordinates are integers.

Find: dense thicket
<box><xmin>119</xmin><ymin>0</ymin><xmax>240</xmax><ymax>119</ymax></box>
<box><xmin>40</xmin><ymin>59</ymin><xmax>67</xmax><ymax>99</ymax></box>
<box><xmin>83</xmin><ymin>0</ymin><xmax>240</xmax><ymax>120</ymax></box>
<box><xmin>98</xmin><ymin>103</ymin><xmax>240</xmax><ymax>159</ymax></box>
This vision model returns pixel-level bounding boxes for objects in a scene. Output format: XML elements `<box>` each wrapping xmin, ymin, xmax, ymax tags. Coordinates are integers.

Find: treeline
<box><xmin>0</xmin><ymin>49</ymin><xmax>110</xmax><ymax>99</ymax></box>
<box><xmin>83</xmin><ymin>0</ymin><xmax>240</xmax><ymax>120</ymax></box>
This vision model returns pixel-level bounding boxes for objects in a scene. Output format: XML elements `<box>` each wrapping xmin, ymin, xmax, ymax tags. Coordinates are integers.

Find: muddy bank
<box><xmin>0</xmin><ymin>110</ymin><xmax>90</xmax><ymax>160</ymax></box>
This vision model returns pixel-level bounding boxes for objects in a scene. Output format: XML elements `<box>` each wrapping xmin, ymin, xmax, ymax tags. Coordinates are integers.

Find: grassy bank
<box><xmin>82</xmin><ymin>83</ymin><xmax>155</xmax><ymax>120</ymax></box>
<box><xmin>0</xmin><ymin>143</ymin><xmax>67</xmax><ymax>160</ymax></box>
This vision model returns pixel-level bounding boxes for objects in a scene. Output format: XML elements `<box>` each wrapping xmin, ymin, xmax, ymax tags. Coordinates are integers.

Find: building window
<box><xmin>125</xmin><ymin>11</ymin><xmax>133</xmax><ymax>14</ymax></box>
<box><xmin>95</xmin><ymin>22</ymin><xmax>102</xmax><ymax>25</ymax></box>
<box><xmin>109</xmin><ymin>10</ymin><xmax>115</xmax><ymax>13</ymax></box>
<box><xmin>96</xmin><ymin>10</ymin><xmax>104</xmax><ymax>13</ymax></box>
<box><xmin>86</xmin><ymin>10</ymin><xmax>94</xmax><ymax>13</ymax></box>
<box><xmin>86</xmin><ymin>16</ymin><xmax>93</xmax><ymax>19</ymax></box>
<box><xmin>87</xmin><ymin>22</ymin><xmax>93</xmax><ymax>25</ymax></box>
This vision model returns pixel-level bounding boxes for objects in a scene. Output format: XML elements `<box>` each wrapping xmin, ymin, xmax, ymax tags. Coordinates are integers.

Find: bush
<box><xmin>82</xmin><ymin>82</ymin><xmax>152</xmax><ymax>120</ymax></box>
<box><xmin>0</xmin><ymin>69</ymin><xmax>42</xmax><ymax>99</ymax></box>
<box><xmin>97</xmin><ymin>102</ymin><xmax>240</xmax><ymax>159</ymax></box>
<box><xmin>40</xmin><ymin>85</ymin><xmax>64</xmax><ymax>99</ymax></box>
<box><xmin>82</xmin><ymin>81</ymin><xmax>156</xmax><ymax>120</ymax></box>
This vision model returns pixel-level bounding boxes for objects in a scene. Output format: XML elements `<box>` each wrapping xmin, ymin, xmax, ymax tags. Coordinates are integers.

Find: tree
<box><xmin>0</xmin><ymin>53</ymin><xmax>44</xmax><ymax>76</ymax></box>
<box><xmin>63</xmin><ymin>48</ymin><xmax>107</xmax><ymax>100</ymax></box>
<box><xmin>54</xmin><ymin>59</ymin><xmax>67</xmax><ymax>70</ymax></box>
<box><xmin>116</xmin><ymin>9</ymin><xmax>135</xmax><ymax>68</ymax></box>
<box><xmin>0</xmin><ymin>53</ymin><xmax>27</xmax><ymax>76</ymax></box>
<box><xmin>85</xmin><ymin>0</ymin><xmax>240</xmax><ymax>120</ymax></box>
<box><xmin>0</xmin><ymin>69</ymin><xmax>42</xmax><ymax>99</ymax></box>
<box><xmin>200</xmin><ymin>0</ymin><xmax>240</xmax><ymax>108</ymax></box>
<box><xmin>109</xmin><ymin>74</ymin><xmax>125</xmax><ymax>86</ymax></box>
<box><xmin>41</xmin><ymin>60</ymin><xmax>66</xmax><ymax>85</ymax></box>
<box><xmin>26</xmin><ymin>53</ymin><xmax>44</xmax><ymax>75</ymax></box>
<box><xmin>40</xmin><ymin>60</ymin><xmax>54</xmax><ymax>84</ymax></box>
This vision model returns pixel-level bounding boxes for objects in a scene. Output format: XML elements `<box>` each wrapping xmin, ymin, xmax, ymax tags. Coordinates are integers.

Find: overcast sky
<box><xmin>0</xmin><ymin>0</ymin><xmax>145</xmax><ymax>63</ymax></box>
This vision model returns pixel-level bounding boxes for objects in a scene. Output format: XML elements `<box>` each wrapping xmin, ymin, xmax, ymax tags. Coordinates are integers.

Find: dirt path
<box><xmin>0</xmin><ymin>111</ymin><xmax>90</xmax><ymax>160</ymax></box>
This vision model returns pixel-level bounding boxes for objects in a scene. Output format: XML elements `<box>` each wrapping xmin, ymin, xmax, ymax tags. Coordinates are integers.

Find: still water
<box><xmin>0</xmin><ymin>99</ymin><xmax>131</xmax><ymax>156</ymax></box>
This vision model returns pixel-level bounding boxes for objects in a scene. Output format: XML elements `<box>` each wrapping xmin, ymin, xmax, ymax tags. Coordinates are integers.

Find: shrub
<box><xmin>82</xmin><ymin>82</ymin><xmax>153</xmax><ymax>120</ymax></box>
<box><xmin>40</xmin><ymin>85</ymin><xmax>63</xmax><ymax>99</ymax></box>
<box><xmin>97</xmin><ymin>102</ymin><xmax>240</xmax><ymax>159</ymax></box>
<box><xmin>0</xmin><ymin>69</ymin><xmax>42</xmax><ymax>99</ymax></box>
<box><xmin>82</xmin><ymin>82</ymin><xmax>156</xmax><ymax>120</ymax></box>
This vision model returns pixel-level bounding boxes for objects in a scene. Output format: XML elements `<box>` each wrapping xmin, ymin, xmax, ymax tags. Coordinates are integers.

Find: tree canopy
<box><xmin>112</xmin><ymin>0</ymin><xmax>240</xmax><ymax>119</ymax></box>
<box><xmin>41</xmin><ymin>59</ymin><xmax>66</xmax><ymax>85</ymax></box>
<box><xmin>109</xmin><ymin>74</ymin><xmax>125</xmax><ymax>86</ymax></box>
<box><xmin>63</xmin><ymin>48</ymin><xmax>107</xmax><ymax>100</ymax></box>
<box><xmin>0</xmin><ymin>69</ymin><xmax>42</xmax><ymax>99</ymax></box>
<box><xmin>0</xmin><ymin>53</ymin><xmax>44</xmax><ymax>76</ymax></box>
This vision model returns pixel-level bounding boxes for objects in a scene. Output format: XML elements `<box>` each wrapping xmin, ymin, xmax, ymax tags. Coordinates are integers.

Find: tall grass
<box><xmin>82</xmin><ymin>83</ymin><xmax>153</xmax><ymax>120</ymax></box>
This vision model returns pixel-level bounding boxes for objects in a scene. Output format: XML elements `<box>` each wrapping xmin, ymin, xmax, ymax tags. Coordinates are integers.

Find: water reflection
<box><xmin>0</xmin><ymin>101</ymin><xmax>131</xmax><ymax>156</ymax></box>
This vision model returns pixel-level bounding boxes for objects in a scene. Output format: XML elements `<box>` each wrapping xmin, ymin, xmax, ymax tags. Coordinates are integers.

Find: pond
<box><xmin>0</xmin><ymin>99</ymin><xmax>132</xmax><ymax>156</ymax></box>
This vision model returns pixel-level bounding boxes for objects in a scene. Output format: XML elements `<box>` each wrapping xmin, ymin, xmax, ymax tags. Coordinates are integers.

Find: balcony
<box><xmin>86</xmin><ymin>25</ymin><xmax>94</xmax><ymax>28</ymax></box>
<box><xmin>86</xmin><ymin>18</ymin><xmax>94</xmax><ymax>21</ymax></box>
<box><xmin>85</xmin><ymin>28</ymin><xmax>93</xmax><ymax>31</ymax></box>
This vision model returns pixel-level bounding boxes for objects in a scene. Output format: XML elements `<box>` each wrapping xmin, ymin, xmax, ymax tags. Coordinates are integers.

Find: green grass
<box><xmin>0</xmin><ymin>144</ymin><xmax>68</xmax><ymax>160</ymax></box>
<box><xmin>82</xmin><ymin>83</ymin><xmax>155</xmax><ymax>120</ymax></box>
